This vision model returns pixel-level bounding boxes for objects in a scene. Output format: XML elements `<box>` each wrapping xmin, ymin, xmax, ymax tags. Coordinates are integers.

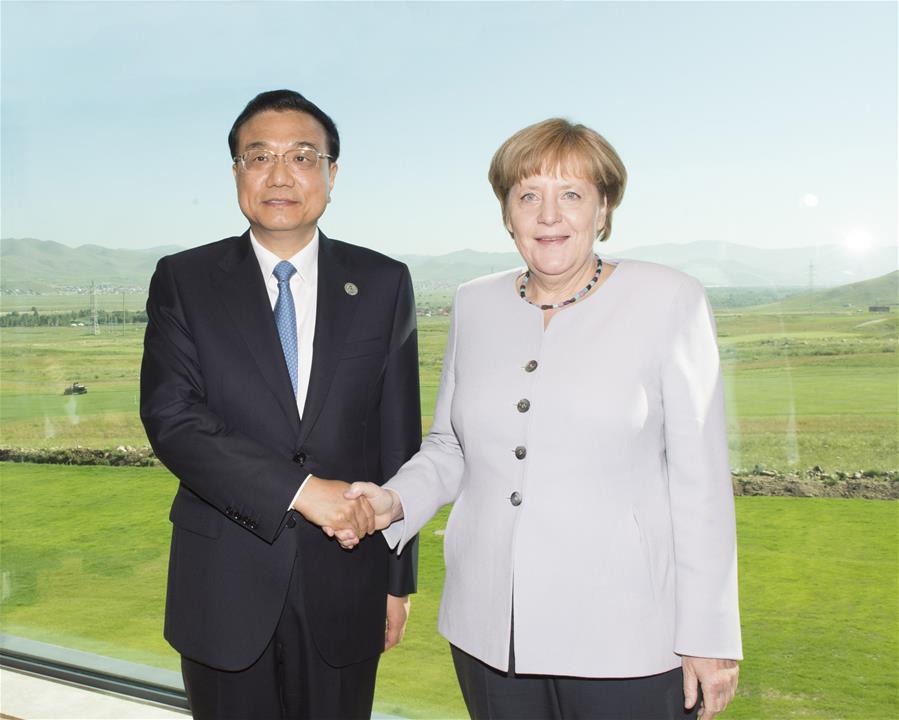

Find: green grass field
<box><xmin>0</xmin><ymin>464</ymin><xmax>895</xmax><ymax>718</ymax></box>
<box><xmin>2</xmin><ymin>310</ymin><xmax>895</xmax><ymax>469</ymax></box>
<box><xmin>1</xmin><ymin>300</ymin><xmax>896</xmax><ymax>717</ymax></box>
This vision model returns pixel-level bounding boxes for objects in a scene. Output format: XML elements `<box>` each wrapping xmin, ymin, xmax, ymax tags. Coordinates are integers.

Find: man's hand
<box><xmin>385</xmin><ymin>594</ymin><xmax>410</xmax><ymax>651</ymax></box>
<box><xmin>683</xmin><ymin>656</ymin><xmax>739</xmax><ymax>719</ymax></box>
<box><xmin>292</xmin><ymin>476</ymin><xmax>374</xmax><ymax>540</ymax></box>
<box><xmin>328</xmin><ymin>483</ymin><xmax>404</xmax><ymax>550</ymax></box>
<box><xmin>345</xmin><ymin>482</ymin><xmax>403</xmax><ymax>529</ymax></box>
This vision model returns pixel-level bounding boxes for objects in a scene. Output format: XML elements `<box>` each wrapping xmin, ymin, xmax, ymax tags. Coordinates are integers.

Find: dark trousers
<box><xmin>452</xmin><ymin>644</ymin><xmax>699</xmax><ymax>720</ymax></box>
<box><xmin>181</xmin><ymin>553</ymin><xmax>379</xmax><ymax>720</ymax></box>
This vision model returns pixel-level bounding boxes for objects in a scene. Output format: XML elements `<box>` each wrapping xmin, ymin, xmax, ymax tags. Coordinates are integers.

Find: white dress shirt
<box><xmin>249</xmin><ymin>230</ymin><xmax>318</xmax><ymax>418</ymax></box>
<box><xmin>249</xmin><ymin>229</ymin><xmax>319</xmax><ymax>503</ymax></box>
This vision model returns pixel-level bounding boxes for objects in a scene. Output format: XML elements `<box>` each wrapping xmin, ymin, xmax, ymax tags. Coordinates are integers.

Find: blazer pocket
<box><xmin>632</xmin><ymin>510</ymin><xmax>657</xmax><ymax>599</ymax></box>
<box><xmin>339</xmin><ymin>337</ymin><xmax>387</xmax><ymax>360</ymax></box>
<box><xmin>170</xmin><ymin>489</ymin><xmax>223</xmax><ymax>539</ymax></box>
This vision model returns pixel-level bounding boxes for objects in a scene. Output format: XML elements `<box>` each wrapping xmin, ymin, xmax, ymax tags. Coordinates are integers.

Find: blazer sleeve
<box><xmin>380</xmin><ymin>266</ymin><xmax>423</xmax><ymax>596</ymax></box>
<box><xmin>382</xmin><ymin>286</ymin><xmax>465</xmax><ymax>554</ymax></box>
<box><xmin>661</xmin><ymin>277</ymin><xmax>743</xmax><ymax>660</ymax></box>
<box><xmin>140</xmin><ymin>257</ymin><xmax>302</xmax><ymax>544</ymax></box>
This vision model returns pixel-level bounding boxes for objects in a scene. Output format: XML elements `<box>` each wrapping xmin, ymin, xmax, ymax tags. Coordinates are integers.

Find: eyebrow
<box><xmin>241</xmin><ymin>140</ymin><xmax>320</xmax><ymax>152</ymax></box>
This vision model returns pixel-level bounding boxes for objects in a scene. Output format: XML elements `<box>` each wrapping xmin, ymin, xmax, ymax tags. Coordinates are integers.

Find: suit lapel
<box><xmin>298</xmin><ymin>232</ymin><xmax>359</xmax><ymax>445</ymax></box>
<box><xmin>212</xmin><ymin>232</ymin><xmax>301</xmax><ymax>437</ymax></box>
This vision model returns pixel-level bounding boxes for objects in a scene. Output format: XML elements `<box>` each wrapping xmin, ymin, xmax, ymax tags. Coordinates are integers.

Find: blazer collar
<box><xmin>297</xmin><ymin>231</ymin><xmax>361</xmax><ymax>446</ymax></box>
<box><xmin>213</xmin><ymin>231</ymin><xmax>301</xmax><ymax>437</ymax></box>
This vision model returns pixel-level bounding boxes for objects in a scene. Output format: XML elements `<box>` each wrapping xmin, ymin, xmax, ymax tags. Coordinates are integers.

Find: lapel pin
<box><xmin>344</xmin><ymin>282</ymin><xmax>358</xmax><ymax>296</ymax></box>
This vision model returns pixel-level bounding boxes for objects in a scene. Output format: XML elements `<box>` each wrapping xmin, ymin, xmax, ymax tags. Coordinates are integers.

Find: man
<box><xmin>140</xmin><ymin>90</ymin><xmax>420</xmax><ymax>720</ymax></box>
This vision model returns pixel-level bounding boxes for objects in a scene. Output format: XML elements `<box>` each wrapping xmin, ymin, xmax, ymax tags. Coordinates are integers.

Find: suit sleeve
<box><xmin>661</xmin><ymin>277</ymin><xmax>743</xmax><ymax>660</ymax></box>
<box><xmin>140</xmin><ymin>256</ymin><xmax>301</xmax><ymax>544</ymax></box>
<box><xmin>380</xmin><ymin>265</ymin><xmax>423</xmax><ymax>596</ymax></box>
<box><xmin>382</xmin><ymin>286</ymin><xmax>465</xmax><ymax>554</ymax></box>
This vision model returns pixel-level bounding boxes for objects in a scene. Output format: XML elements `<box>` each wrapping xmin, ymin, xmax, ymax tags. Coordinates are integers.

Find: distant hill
<box><xmin>747</xmin><ymin>270</ymin><xmax>899</xmax><ymax>313</ymax></box>
<box><xmin>397</xmin><ymin>249</ymin><xmax>523</xmax><ymax>288</ymax></box>
<box><xmin>399</xmin><ymin>241</ymin><xmax>898</xmax><ymax>290</ymax></box>
<box><xmin>610</xmin><ymin>240</ymin><xmax>898</xmax><ymax>287</ymax></box>
<box><xmin>1</xmin><ymin>237</ymin><xmax>162</xmax><ymax>291</ymax></box>
<box><xmin>2</xmin><ymin>237</ymin><xmax>896</xmax><ymax>293</ymax></box>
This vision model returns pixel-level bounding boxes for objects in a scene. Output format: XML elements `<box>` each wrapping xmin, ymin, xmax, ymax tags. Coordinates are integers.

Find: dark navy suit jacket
<box><xmin>140</xmin><ymin>231</ymin><xmax>420</xmax><ymax>671</ymax></box>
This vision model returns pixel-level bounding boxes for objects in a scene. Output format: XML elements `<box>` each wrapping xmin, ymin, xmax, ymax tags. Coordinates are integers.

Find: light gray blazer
<box><xmin>383</xmin><ymin>259</ymin><xmax>742</xmax><ymax>677</ymax></box>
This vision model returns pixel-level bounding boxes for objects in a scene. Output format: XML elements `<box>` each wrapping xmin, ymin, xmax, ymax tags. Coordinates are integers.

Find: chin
<box><xmin>529</xmin><ymin>255</ymin><xmax>577</xmax><ymax>277</ymax></box>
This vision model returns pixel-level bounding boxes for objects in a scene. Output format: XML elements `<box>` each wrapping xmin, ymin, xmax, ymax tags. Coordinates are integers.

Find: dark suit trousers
<box><xmin>182</xmin><ymin>547</ymin><xmax>379</xmax><ymax>720</ymax></box>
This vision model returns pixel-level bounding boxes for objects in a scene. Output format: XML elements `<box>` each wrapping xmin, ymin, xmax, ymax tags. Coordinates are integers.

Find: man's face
<box><xmin>232</xmin><ymin>109</ymin><xmax>337</xmax><ymax>245</ymax></box>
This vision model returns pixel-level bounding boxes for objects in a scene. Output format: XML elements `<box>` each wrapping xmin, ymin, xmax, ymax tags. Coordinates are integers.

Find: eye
<box><xmin>561</xmin><ymin>191</ymin><xmax>581</xmax><ymax>201</ymax></box>
<box><xmin>291</xmin><ymin>150</ymin><xmax>314</xmax><ymax>165</ymax></box>
<box><xmin>520</xmin><ymin>192</ymin><xmax>539</xmax><ymax>203</ymax></box>
<box><xmin>248</xmin><ymin>152</ymin><xmax>270</xmax><ymax>165</ymax></box>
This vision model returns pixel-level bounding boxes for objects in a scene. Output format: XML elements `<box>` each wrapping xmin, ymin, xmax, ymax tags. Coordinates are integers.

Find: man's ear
<box><xmin>328</xmin><ymin>162</ymin><xmax>338</xmax><ymax>194</ymax></box>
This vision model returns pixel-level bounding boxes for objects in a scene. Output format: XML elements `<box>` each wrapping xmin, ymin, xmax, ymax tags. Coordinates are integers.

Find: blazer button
<box><xmin>293</xmin><ymin>452</ymin><xmax>306</xmax><ymax>465</ymax></box>
<box><xmin>287</xmin><ymin>516</ymin><xmax>297</xmax><ymax>529</ymax></box>
<box><xmin>510</xmin><ymin>492</ymin><xmax>522</xmax><ymax>507</ymax></box>
<box><xmin>524</xmin><ymin>360</ymin><xmax>538</xmax><ymax>373</ymax></box>
<box><xmin>516</xmin><ymin>399</ymin><xmax>530</xmax><ymax>413</ymax></box>
<box><xmin>248</xmin><ymin>521</ymin><xmax>258</xmax><ymax>530</ymax></box>
<box><xmin>514</xmin><ymin>446</ymin><xmax>527</xmax><ymax>460</ymax></box>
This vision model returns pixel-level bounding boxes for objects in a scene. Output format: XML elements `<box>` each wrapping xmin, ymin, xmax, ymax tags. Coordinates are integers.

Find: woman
<box><xmin>346</xmin><ymin>119</ymin><xmax>742</xmax><ymax>719</ymax></box>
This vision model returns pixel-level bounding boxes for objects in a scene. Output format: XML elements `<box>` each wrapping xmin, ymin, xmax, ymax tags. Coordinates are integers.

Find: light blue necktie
<box><xmin>273</xmin><ymin>261</ymin><xmax>298</xmax><ymax>397</ymax></box>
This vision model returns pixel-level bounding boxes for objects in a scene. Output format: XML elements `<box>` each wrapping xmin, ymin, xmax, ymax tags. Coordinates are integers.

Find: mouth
<box><xmin>535</xmin><ymin>235</ymin><xmax>569</xmax><ymax>244</ymax></box>
<box><xmin>263</xmin><ymin>199</ymin><xmax>298</xmax><ymax>207</ymax></box>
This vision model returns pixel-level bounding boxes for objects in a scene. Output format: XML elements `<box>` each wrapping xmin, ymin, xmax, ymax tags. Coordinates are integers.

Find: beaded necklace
<box><xmin>518</xmin><ymin>254</ymin><xmax>603</xmax><ymax>311</ymax></box>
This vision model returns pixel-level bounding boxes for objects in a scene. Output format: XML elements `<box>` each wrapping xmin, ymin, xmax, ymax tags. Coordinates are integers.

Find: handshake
<box><xmin>291</xmin><ymin>476</ymin><xmax>403</xmax><ymax>549</ymax></box>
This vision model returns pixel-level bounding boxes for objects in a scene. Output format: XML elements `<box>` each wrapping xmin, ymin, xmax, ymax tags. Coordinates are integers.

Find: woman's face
<box><xmin>506</xmin><ymin>171</ymin><xmax>606</xmax><ymax>281</ymax></box>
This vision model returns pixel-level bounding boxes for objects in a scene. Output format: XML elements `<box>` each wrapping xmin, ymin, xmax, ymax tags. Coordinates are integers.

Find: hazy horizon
<box><xmin>2</xmin><ymin>234</ymin><xmax>898</xmax><ymax>258</ymax></box>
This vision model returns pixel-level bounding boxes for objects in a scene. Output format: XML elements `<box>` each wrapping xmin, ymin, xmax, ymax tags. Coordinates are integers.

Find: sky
<box><xmin>1</xmin><ymin>0</ymin><xmax>896</xmax><ymax>257</ymax></box>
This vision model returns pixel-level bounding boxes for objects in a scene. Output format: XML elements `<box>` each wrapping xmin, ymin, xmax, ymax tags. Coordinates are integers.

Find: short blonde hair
<box><xmin>488</xmin><ymin>118</ymin><xmax>627</xmax><ymax>241</ymax></box>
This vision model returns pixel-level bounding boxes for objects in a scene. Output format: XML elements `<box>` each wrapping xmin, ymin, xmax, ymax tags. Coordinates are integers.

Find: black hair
<box><xmin>228</xmin><ymin>89</ymin><xmax>340</xmax><ymax>161</ymax></box>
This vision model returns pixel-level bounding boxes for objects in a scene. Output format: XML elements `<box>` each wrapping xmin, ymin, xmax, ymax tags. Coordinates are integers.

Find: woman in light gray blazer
<box><xmin>343</xmin><ymin>119</ymin><xmax>742</xmax><ymax>719</ymax></box>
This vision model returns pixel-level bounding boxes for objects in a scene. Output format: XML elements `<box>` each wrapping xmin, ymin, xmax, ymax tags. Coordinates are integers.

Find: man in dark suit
<box><xmin>140</xmin><ymin>90</ymin><xmax>420</xmax><ymax>720</ymax></box>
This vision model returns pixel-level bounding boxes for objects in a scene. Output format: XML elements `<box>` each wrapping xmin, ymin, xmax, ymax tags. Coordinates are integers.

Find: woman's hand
<box><xmin>682</xmin><ymin>656</ymin><xmax>739</xmax><ymax>719</ymax></box>
<box><xmin>325</xmin><ymin>483</ymin><xmax>404</xmax><ymax>549</ymax></box>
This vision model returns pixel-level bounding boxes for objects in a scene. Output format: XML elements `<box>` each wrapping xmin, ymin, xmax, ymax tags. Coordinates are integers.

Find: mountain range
<box><xmin>1</xmin><ymin>236</ymin><xmax>896</xmax><ymax>293</ymax></box>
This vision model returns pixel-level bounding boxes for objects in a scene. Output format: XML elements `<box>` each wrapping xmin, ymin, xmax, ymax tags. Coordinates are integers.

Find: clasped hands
<box><xmin>291</xmin><ymin>477</ymin><xmax>400</xmax><ymax>548</ymax></box>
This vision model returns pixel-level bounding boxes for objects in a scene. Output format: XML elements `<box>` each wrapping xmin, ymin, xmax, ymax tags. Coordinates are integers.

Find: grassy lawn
<box><xmin>3</xmin><ymin>311</ymin><xmax>896</xmax><ymax>470</ymax></box>
<box><xmin>0</xmin><ymin>464</ymin><xmax>896</xmax><ymax>718</ymax></box>
<box><xmin>0</xmin><ymin>304</ymin><xmax>896</xmax><ymax>717</ymax></box>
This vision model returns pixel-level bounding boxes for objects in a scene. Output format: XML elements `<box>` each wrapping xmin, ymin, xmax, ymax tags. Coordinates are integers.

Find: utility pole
<box><xmin>91</xmin><ymin>282</ymin><xmax>99</xmax><ymax>336</ymax></box>
<box><xmin>122</xmin><ymin>291</ymin><xmax>126</xmax><ymax>336</ymax></box>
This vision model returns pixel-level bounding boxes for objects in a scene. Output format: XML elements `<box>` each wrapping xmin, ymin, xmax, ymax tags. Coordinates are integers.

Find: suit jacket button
<box><xmin>516</xmin><ymin>399</ymin><xmax>531</xmax><ymax>413</ymax></box>
<box><xmin>525</xmin><ymin>360</ymin><xmax>538</xmax><ymax>372</ymax></box>
<box><xmin>510</xmin><ymin>492</ymin><xmax>523</xmax><ymax>507</ymax></box>
<box><xmin>287</xmin><ymin>516</ymin><xmax>297</xmax><ymax>529</ymax></box>
<box><xmin>514</xmin><ymin>446</ymin><xmax>527</xmax><ymax>460</ymax></box>
<box><xmin>293</xmin><ymin>452</ymin><xmax>306</xmax><ymax>465</ymax></box>
<box><xmin>249</xmin><ymin>521</ymin><xmax>258</xmax><ymax>530</ymax></box>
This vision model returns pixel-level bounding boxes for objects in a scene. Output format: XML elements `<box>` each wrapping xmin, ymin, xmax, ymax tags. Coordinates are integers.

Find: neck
<box><xmin>526</xmin><ymin>254</ymin><xmax>597</xmax><ymax>306</ymax></box>
<box><xmin>252</xmin><ymin>225</ymin><xmax>317</xmax><ymax>260</ymax></box>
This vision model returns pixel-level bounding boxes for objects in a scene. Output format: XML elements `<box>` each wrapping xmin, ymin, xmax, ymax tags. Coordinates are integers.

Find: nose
<box><xmin>537</xmin><ymin>196</ymin><xmax>560</xmax><ymax>224</ymax></box>
<box><xmin>266</xmin><ymin>154</ymin><xmax>294</xmax><ymax>187</ymax></box>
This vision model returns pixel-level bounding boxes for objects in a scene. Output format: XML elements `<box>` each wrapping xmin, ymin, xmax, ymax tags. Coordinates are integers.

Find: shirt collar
<box><xmin>249</xmin><ymin>229</ymin><xmax>319</xmax><ymax>286</ymax></box>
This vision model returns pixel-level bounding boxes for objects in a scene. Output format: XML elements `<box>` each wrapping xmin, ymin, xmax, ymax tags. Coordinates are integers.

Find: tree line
<box><xmin>0</xmin><ymin>307</ymin><xmax>148</xmax><ymax>327</ymax></box>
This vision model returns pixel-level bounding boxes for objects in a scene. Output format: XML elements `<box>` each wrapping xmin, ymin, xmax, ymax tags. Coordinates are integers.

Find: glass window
<box><xmin>2</xmin><ymin>2</ymin><xmax>895</xmax><ymax>718</ymax></box>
